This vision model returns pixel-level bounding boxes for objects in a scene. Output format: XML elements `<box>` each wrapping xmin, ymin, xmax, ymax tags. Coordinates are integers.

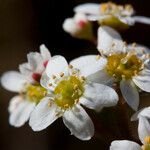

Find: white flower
<box><xmin>74</xmin><ymin>2</ymin><xmax>150</xmax><ymax>27</ymax></box>
<box><xmin>73</xmin><ymin>26</ymin><xmax>150</xmax><ymax>111</ymax></box>
<box><xmin>63</xmin><ymin>13</ymin><xmax>94</xmax><ymax>40</ymax></box>
<box><xmin>29</xmin><ymin>55</ymin><xmax>118</xmax><ymax>140</ymax></box>
<box><xmin>110</xmin><ymin>107</ymin><xmax>150</xmax><ymax>150</ymax></box>
<box><xmin>0</xmin><ymin>44</ymin><xmax>51</xmax><ymax>127</ymax></box>
<box><xmin>19</xmin><ymin>44</ymin><xmax>51</xmax><ymax>83</ymax></box>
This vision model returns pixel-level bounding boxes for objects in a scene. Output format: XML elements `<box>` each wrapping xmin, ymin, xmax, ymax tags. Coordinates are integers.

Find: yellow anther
<box><xmin>64</xmin><ymin>104</ymin><xmax>69</xmax><ymax>108</ymax></box>
<box><xmin>48</xmin><ymin>101</ymin><xmax>52</xmax><ymax>107</ymax></box>
<box><xmin>49</xmin><ymin>83</ymin><xmax>52</xmax><ymax>86</ymax></box>
<box><xmin>72</xmin><ymin>70</ymin><xmax>77</xmax><ymax>75</ymax></box>
<box><xmin>52</xmin><ymin>75</ymin><xmax>56</xmax><ymax>79</ymax></box>
<box><xmin>112</xmin><ymin>43</ymin><xmax>115</xmax><ymax>47</ymax></box>
<box><xmin>96</xmin><ymin>55</ymin><xmax>101</xmax><ymax>60</ymax></box>
<box><xmin>132</xmin><ymin>42</ymin><xmax>137</xmax><ymax>47</ymax></box>
<box><xmin>68</xmin><ymin>64</ymin><xmax>73</xmax><ymax>69</ymax></box>
<box><xmin>60</xmin><ymin>72</ymin><xmax>64</xmax><ymax>77</ymax></box>
<box><xmin>75</xmin><ymin>99</ymin><xmax>79</xmax><ymax>104</ymax></box>
<box><xmin>74</xmin><ymin>84</ymin><xmax>78</xmax><ymax>90</ymax></box>
<box><xmin>81</xmin><ymin>76</ymin><xmax>85</xmax><ymax>81</ymax></box>
<box><xmin>145</xmin><ymin>136</ymin><xmax>150</xmax><ymax>144</ymax></box>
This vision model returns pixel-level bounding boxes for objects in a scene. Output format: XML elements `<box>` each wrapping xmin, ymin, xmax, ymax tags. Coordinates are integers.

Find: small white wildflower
<box><xmin>29</xmin><ymin>55</ymin><xmax>118</xmax><ymax>140</ymax></box>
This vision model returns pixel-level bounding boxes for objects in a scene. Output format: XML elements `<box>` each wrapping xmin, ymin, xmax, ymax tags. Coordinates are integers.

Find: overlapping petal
<box><xmin>63</xmin><ymin>105</ymin><xmax>94</xmax><ymax>140</ymax></box>
<box><xmin>1</xmin><ymin>71</ymin><xmax>26</xmax><ymax>92</ymax></box>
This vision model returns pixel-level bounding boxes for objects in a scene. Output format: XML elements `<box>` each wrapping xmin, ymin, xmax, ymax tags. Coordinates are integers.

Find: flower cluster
<box><xmin>1</xmin><ymin>1</ymin><xmax>150</xmax><ymax>149</ymax></box>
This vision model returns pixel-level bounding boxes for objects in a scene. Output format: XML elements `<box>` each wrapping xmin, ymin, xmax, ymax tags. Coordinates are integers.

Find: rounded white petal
<box><xmin>19</xmin><ymin>63</ymin><xmax>33</xmax><ymax>83</ymax></box>
<box><xmin>70</xmin><ymin>55</ymin><xmax>107</xmax><ymax>77</ymax></box>
<box><xmin>63</xmin><ymin>18</ymin><xmax>78</xmax><ymax>35</ymax></box>
<box><xmin>8</xmin><ymin>95</ymin><xmax>23</xmax><ymax>113</ymax></box>
<box><xmin>40</xmin><ymin>44</ymin><xmax>51</xmax><ymax>61</ymax></box>
<box><xmin>80</xmin><ymin>83</ymin><xmax>118</xmax><ymax>111</ymax></box>
<box><xmin>110</xmin><ymin>140</ymin><xmax>141</xmax><ymax>150</ymax></box>
<box><xmin>29</xmin><ymin>97</ymin><xmax>59</xmax><ymax>131</ymax></box>
<box><xmin>120</xmin><ymin>80</ymin><xmax>139</xmax><ymax>111</ymax></box>
<box><xmin>1</xmin><ymin>71</ymin><xmax>26</xmax><ymax>92</ymax></box>
<box><xmin>74</xmin><ymin>3</ymin><xmax>100</xmax><ymax>15</ymax></box>
<box><xmin>87</xmin><ymin>69</ymin><xmax>114</xmax><ymax>85</ymax></box>
<box><xmin>138</xmin><ymin>116</ymin><xmax>150</xmax><ymax>144</ymax></box>
<box><xmin>133</xmin><ymin>70</ymin><xmax>150</xmax><ymax>93</ymax></box>
<box><xmin>9</xmin><ymin>100</ymin><xmax>35</xmax><ymax>127</ymax></box>
<box><xmin>46</xmin><ymin>55</ymin><xmax>69</xmax><ymax>78</ymax></box>
<box><xmin>133</xmin><ymin>16</ymin><xmax>150</xmax><ymax>25</ymax></box>
<box><xmin>27</xmin><ymin>52</ymin><xmax>44</xmax><ymax>73</ymax></box>
<box><xmin>97</xmin><ymin>26</ymin><xmax>125</xmax><ymax>56</ymax></box>
<box><xmin>63</xmin><ymin>105</ymin><xmax>94</xmax><ymax>140</ymax></box>
<box><xmin>139</xmin><ymin>107</ymin><xmax>150</xmax><ymax>119</ymax></box>
<box><xmin>40</xmin><ymin>72</ymin><xmax>50</xmax><ymax>89</ymax></box>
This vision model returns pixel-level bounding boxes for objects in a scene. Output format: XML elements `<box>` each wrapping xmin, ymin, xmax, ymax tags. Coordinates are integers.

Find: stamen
<box><xmin>60</xmin><ymin>72</ymin><xmax>64</xmax><ymax>77</ymax></box>
<box><xmin>52</xmin><ymin>75</ymin><xmax>56</xmax><ymax>79</ymax></box>
<box><xmin>96</xmin><ymin>55</ymin><xmax>101</xmax><ymax>60</ymax></box>
<box><xmin>68</xmin><ymin>64</ymin><xmax>73</xmax><ymax>69</ymax></box>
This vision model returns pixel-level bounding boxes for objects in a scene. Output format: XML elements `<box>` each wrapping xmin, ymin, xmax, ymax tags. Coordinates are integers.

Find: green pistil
<box><xmin>54</xmin><ymin>76</ymin><xmax>84</xmax><ymax>110</ymax></box>
<box><xmin>26</xmin><ymin>84</ymin><xmax>47</xmax><ymax>104</ymax></box>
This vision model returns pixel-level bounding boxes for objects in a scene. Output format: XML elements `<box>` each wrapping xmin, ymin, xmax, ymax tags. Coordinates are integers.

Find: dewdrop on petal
<box><xmin>63</xmin><ymin>13</ymin><xmax>94</xmax><ymax>41</ymax></box>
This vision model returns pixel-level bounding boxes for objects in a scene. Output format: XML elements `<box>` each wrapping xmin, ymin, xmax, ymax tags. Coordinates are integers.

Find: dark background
<box><xmin>0</xmin><ymin>0</ymin><xmax>150</xmax><ymax>150</ymax></box>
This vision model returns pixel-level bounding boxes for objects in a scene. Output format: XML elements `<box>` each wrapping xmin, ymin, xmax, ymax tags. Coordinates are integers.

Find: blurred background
<box><xmin>0</xmin><ymin>0</ymin><xmax>150</xmax><ymax>150</ymax></box>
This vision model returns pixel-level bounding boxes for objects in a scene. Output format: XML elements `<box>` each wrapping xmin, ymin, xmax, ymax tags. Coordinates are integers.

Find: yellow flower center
<box><xmin>105</xmin><ymin>53</ymin><xmax>143</xmax><ymax>80</ymax></box>
<box><xmin>142</xmin><ymin>136</ymin><xmax>150</xmax><ymax>150</ymax></box>
<box><xmin>26</xmin><ymin>84</ymin><xmax>47</xmax><ymax>104</ymax></box>
<box><xmin>100</xmin><ymin>2</ymin><xmax>133</xmax><ymax>16</ymax></box>
<box><xmin>54</xmin><ymin>76</ymin><xmax>84</xmax><ymax>110</ymax></box>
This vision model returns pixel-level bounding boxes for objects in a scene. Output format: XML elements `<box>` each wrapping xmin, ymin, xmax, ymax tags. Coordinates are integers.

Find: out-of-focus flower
<box><xmin>0</xmin><ymin>45</ymin><xmax>51</xmax><ymax>127</ymax></box>
<box><xmin>73</xmin><ymin>26</ymin><xmax>150</xmax><ymax>111</ymax></box>
<box><xmin>74</xmin><ymin>2</ymin><xmax>150</xmax><ymax>30</ymax></box>
<box><xmin>19</xmin><ymin>44</ymin><xmax>51</xmax><ymax>83</ymax></box>
<box><xmin>63</xmin><ymin>13</ymin><xmax>94</xmax><ymax>41</ymax></box>
<box><xmin>29</xmin><ymin>55</ymin><xmax>118</xmax><ymax>140</ymax></box>
<box><xmin>110</xmin><ymin>107</ymin><xmax>150</xmax><ymax>150</ymax></box>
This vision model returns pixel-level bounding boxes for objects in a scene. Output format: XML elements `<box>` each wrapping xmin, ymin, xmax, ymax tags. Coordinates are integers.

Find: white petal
<box><xmin>97</xmin><ymin>26</ymin><xmax>125</xmax><ymax>56</ymax></box>
<box><xmin>70</xmin><ymin>55</ymin><xmax>107</xmax><ymax>77</ymax></box>
<box><xmin>19</xmin><ymin>63</ymin><xmax>33</xmax><ymax>83</ymax></box>
<box><xmin>46</xmin><ymin>55</ymin><xmax>69</xmax><ymax>78</ymax></box>
<box><xmin>110</xmin><ymin>140</ymin><xmax>141</xmax><ymax>150</ymax></box>
<box><xmin>139</xmin><ymin>107</ymin><xmax>150</xmax><ymax>119</ymax></box>
<box><xmin>9</xmin><ymin>100</ymin><xmax>35</xmax><ymax>127</ymax></box>
<box><xmin>138</xmin><ymin>116</ymin><xmax>150</xmax><ymax>144</ymax></box>
<box><xmin>27</xmin><ymin>52</ymin><xmax>44</xmax><ymax>73</ymax></box>
<box><xmin>128</xmin><ymin>44</ymin><xmax>150</xmax><ymax>55</ymax></box>
<box><xmin>87</xmin><ymin>15</ymin><xmax>111</xmax><ymax>21</ymax></box>
<box><xmin>74</xmin><ymin>3</ymin><xmax>100</xmax><ymax>15</ymax></box>
<box><xmin>1</xmin><ymin>71</ymin><xmax>26</xmax><ymax>92</ymax></box>
<box><xmin>63</xmin><ymin>105</ymin><xmax>94</xmax><ymax>140</ymax></box>
<box><xmin>120</xmin><ymin>80</ymin><xmax>139</xmax><ymax>111</ymax></box>
<box><xmin>131</xmin><ymin>108</ymin><xmax>145</xmax><ymax>121</ymax></box>
<box><xmin>40</xmin><ymin>72</ymin><xmax>50</xmax><ymax>89</ymax></box>
<box><xmin>8</xmin><ymin>95</ymin><xmax>23</xmax><ymax>113</ymax></box>
<box><xmin>118</xmin><ymin>16</ymin><xmax>135</xmax><ymax>26</ymax></box>
<box><xmin>87</xmin><ymin>69</ymin><xmax>114</xmax><ymax>85</ymax></box>
<box><xmin>133</xmin><ymin>71</ymin><xmax>150</xmax><ymax>92</ymax></box>
<box><xmin>29</xmin><ymin>97</ymin><xmax>59</xmax><ymax>131</ymax></box>
<box><xmin>63</xmin><ymin>18</ymin><xmax>79</xmax><ymax>35</ymax></box>
<box><xmin>40</xmin><ymin>44</ymin><xmax>51</xmax><ymax>61</ymax></box>
<box><xmin>133</xmin><ymin>16</ymin><xmax>150</xmax><ymax>25</ymax></box>
<box><xmin>80</xmin><ymin>83</ymin><xmax>118</xmax><ymax>111</ymax></box>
